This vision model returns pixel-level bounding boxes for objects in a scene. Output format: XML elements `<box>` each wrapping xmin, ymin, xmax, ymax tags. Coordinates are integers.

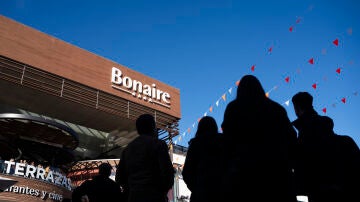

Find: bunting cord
<box><xmin>175</xmin><ymin>4</ymin><xmax>357</xmax><ymax>146</ymax></box>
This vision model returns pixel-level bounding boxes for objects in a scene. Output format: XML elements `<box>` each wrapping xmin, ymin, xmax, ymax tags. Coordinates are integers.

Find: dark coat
<box><xmin>72</xmin><ymin>175</ymin><xmax>123</xmax><ymax>202</ymax></box>
<box><xmin>221</xmin><ymin>98</ymin><xmax>297</xmax><ymax>202</ymax></box>
<box><xmin>116</xmin><ymin>135</ymin><xmax>174</xmax><ymax>202</ymax></box>
<box><xmin>293</xmin><ymin>112</ymin><xmax>360</xmax><ymax>202</ymax></box>
<box><xmin>182</xmin><ymin>133</ymin><xmax>223</xmax><ymax>202</ymax></box>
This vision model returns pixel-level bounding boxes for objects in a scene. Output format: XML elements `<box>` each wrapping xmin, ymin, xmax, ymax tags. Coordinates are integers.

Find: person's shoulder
<box><xmin>81</xmin><ymin>179</ymin><xmax>93</xmax><ymax>186</ymax></box>
<box><xmin>120</xmin><ymin>145</ymin><xmax>129</xmax><ymax>157</ymax></box>
<box><xmin>187</xmin><ymin>137</ymin><xmax>203</xmax><ymax>148</ymax></box>
<box><xmin>156</xmin><ymin>139</ymin><xmax>168</xmax><ymax>147</ymax></box>
<box><xmin>224</xmin><ymin>100</ymin><xmax>238</xmax><ymax>109</ymax></box>
<box><xmin>87</xmin><ymin>178</ymin><xmax>97</xmax><ymax>187</ymax></box>
<box><xmin>334</xmin><ymin>134</ymin><xmax>357</xmax><ymax>145</ymax></box>
<box><xmin>153</xmin><ymin>140</ymin><xmax>170</xmax><ymax>156</ymax></box>
<box><xmin>265</xmin><ymin>99</ymin><xmax>287</xmax><ymax>115</ymax></box>
<box><xmin>75</xmin><ymin>179</ymin><xmax>93</xmax><ymax>191</ymax></box>
<box><xmin>267</xmin><ymin>99</ymin><xmax>284</xmax><ymax>109</ymax></box>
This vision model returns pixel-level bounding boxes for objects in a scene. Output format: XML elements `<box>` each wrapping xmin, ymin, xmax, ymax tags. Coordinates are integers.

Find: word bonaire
<box><xmin>111</xmin><ymin>67</ymin><xmax>171</xmax><ymax>105</ymax></box>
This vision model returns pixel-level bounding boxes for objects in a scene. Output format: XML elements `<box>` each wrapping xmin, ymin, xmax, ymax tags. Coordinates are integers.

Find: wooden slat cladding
<box><xmin>23</xmin><ymin>66</ymin><xmax>63</xmax><ymax>97</ymax></box>
<box><xmin>97</xmin><ymin>91</ymin><xmax>129</xmax><ymax>116</ymax></box>
<box><xmin>0</xmin><ymin>55</ymin><xmax>179</xmax><ymax>138</ymax></box>
<box><xmin>0</xmin><ymin>55</ymin><xmax>23</xmax><ymax>84</ymax></box>
<box><xmin>62</xmin><ymin>80</ymin><xmax>97</xmax><ymax>108</ymax></box>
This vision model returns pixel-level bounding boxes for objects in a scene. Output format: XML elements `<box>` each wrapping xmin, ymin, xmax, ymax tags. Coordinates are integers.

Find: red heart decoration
<box><xmin>285</xmin><ymin>76</ymin><xmax>290</xmax><ymax>83</ymax></box>
<box><xmin>309</xmin><ymin>58</ymin><xmax>314</xmax><ymax>65</ymax></box>
<box><xmin>251</xmin><ymin>65</ymin><xmax>255</xmax><ymax>72</ymax></box>
<box><xmin>312</xmin><ymin>83</ymin><xmax>317</xmax><ymax>89</ymax></box>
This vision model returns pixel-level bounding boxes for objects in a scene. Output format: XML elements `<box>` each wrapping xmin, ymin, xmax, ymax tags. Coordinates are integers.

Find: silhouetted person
<box><xmin>292</xmin><ymin>91</ymin><xmax>360</xmax><ymax>202</ymax></box>
<box><xmin>72</xmin><ymin>162</ymin><xmax>123</xmax><ymax>202</ymax></box>
<box><xmin>182</xmin><ymin>116</ymin><xmax>223</xmax><ymax>202</ymax></box>
<box><xmin>116</xmin><ymin>114</ymin><xmax>174</xmax><ymax>202</ymax></box>
<box><xmin>221</xmin><ymin>75</ymin><xmax>297</xmax><ymax>202</ymax></box>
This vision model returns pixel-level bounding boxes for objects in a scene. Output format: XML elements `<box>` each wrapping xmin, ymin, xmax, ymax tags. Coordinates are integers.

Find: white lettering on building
<box><xmin>3</xmin><ymin>161</ymin><xmax>72</xmax><ymax>190</ymax></box>
<box><xmin>111</xmin><ymin>67</ymin><xmax>171</xmax><ymax>108</ymax></box>
<box><xmin>4</xmin><ymin>185</ymin><xmax>63</xmax><ymax>201</ymax></box>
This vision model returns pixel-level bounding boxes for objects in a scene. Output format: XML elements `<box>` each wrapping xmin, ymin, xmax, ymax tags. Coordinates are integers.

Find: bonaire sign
<box><xmin>111</xmin><ymin>67</ymin><xmax>171</xmax><ymax>108</ymax></box>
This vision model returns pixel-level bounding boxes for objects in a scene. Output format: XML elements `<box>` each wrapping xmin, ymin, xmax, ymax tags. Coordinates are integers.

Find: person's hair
<box><xmin>195</xmin><ymin>116</ymin><xmax>218</xmax><ymax>138</ymax></box>
<box><xmin>236</xmin><ymin>75</ymin><xmax>266</xmax><ymax>101</ymax></box>
<box><xmin>98</xmin><ymin>163</ymin><xmax>112</xmax><ymax>177</ymax></box>
<box><xmin>292</xmin><ymin>92</ymin><xmax>313</xmax><ymax>111</ymax></box>
<box><xmin>136</xmin><ymin>114</ymin><xmax>156</xmax><ymax>136</ymax></box>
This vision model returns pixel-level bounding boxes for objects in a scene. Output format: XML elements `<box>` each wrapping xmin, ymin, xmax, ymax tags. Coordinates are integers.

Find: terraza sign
<box><xmin>3</xmin><ymin>161</ymin><xmax>72</xmax><ymax>190</ymax></box>
<box><xmin>111</xmin><ymin>67</ymin><xmax>171</xmax><ymax>108</ymax></box>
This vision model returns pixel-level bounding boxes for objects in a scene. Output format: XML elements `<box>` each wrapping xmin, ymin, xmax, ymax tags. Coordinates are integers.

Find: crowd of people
<box><xmin>183</xmin><ymin>75</ymin><xmax>360</xmax><ymax>202</ymax></box>
<box><xmin>71</xmin><ymin>75</ymin><xmax>360</xmax><ymax>202</ymax></box>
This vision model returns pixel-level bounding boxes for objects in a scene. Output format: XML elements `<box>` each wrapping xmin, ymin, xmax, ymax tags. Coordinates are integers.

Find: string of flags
<box><xmin>278</xmin><ymin>31</ymin><xmax>353</xmax><ymax>106</ymax></box>
<box><xmin>174</xmin><ymin>5</ymin><xmax>356</xmax><ymax>146</ymax></box>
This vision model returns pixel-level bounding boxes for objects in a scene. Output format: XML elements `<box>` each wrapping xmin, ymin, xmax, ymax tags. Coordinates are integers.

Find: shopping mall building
<box><xmin>0</xmin><ymin>15</ymin><xmax>181</xmax><ymax>201</ymax></box>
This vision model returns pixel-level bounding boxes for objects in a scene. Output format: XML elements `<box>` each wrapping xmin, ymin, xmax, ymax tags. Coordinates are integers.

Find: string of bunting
<box><xmin>175</xmin><ymin>6</ymin><xmax>312</xmax><ymax>145</ymax></box>
<box><xmin>174</xmin><ymin>5</ymin><xmax>356</xmax><ymax>146</ymax></box>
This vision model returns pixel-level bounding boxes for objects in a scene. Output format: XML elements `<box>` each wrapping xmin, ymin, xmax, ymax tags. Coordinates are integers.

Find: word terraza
<box><xmin>3</xmin><ymin>161</ymin><xmax>72</xmax><ymax>190</ymax></box>
<box><xmin>111</xmin><ymin>67</ymin><xmax>171</xmax><ymax>107</ymax></box>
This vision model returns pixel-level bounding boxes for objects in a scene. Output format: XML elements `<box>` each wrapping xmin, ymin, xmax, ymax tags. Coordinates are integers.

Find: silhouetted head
<box><xmin>136</xmin><ymin>114</ymin><xmax>157</xmax><ymax>137</ymax></box>
<box><xmin>98</xmin><ymin>163</ymin><xmax>112</xmax><ymax>177</ymax></box>
<box><xmin>236</xmin><ymin>75</ymin><xmax>266</xmax><ymax>101</ymax></box>
<box><xmin>195</xmin><ymin>116</ymin><xmax>218</xmax><ymax>139</ymax></box>
<box><xmin>292</xmin><ymin>92</ymin><xmax>314</xmax><ymax>117</ymax></box>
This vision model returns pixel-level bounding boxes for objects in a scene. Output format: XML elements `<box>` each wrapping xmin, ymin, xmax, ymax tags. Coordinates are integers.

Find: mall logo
<box><xmin>111</xmin><ymin>67</ymin><xmax>171</xmax><ymax>108</ymax></box>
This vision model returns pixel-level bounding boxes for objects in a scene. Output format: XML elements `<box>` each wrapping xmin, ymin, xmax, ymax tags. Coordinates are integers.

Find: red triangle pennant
<box><xmin>341</xmin><ymin>97</ymin><xmax>346</xmax><ymax>103</ymax></box>
<box><xmin>336</xmin><ymin>68</ymin><xmax>341</xmax><ymax>74</ymax></box>
<box><xmin>268</xmin><ymin>47</ymin><xmax>273</xmax><ymax>53</ymax></box>
<box><xmin>312</xmin><ymin>83</ymin><xmax>317</xmax><ymax>89</ymax></box>
<box><xmin>251</xmin><ymin>65</ymin><xmax>255</xmax><ymax>72</ymax></box>
<box><xmin>322</xmin><ymin>108</ymin><xmax>327</xmax><ymax>114</ymax></box>
<box><xmin>285</xmin><ymin>76</ymin><xmax>290</xmax><ymax>83</ymax></box>
<box><xmin>308</xmin><ymin>58</ymin><xmax>314</xmax><ymax>65</ymax></box>
<box><xmin>289</xmin><ymin>26</ymin><xmax>293</xmax><ymax>32</ymax></box>
<box><xmin>333</xmin><ymin>38</ymin><xmax>339</xmax><ymax>46</ymax></box>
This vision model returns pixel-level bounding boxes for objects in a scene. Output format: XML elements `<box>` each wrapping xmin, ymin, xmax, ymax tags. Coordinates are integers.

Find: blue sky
<box><xmin>1</xmin><ymin>0</ymin><xmax>359</xmax><ymax>147</ymax></box>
